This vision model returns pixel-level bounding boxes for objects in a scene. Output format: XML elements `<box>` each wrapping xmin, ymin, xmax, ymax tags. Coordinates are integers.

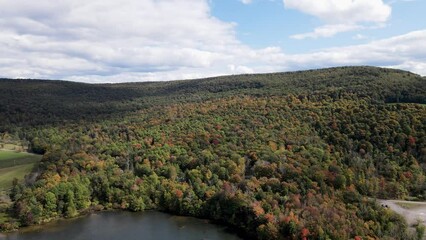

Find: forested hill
<box><xmin>0</xmin><ymin>66</ymin><xmax>425</xmax><ymax>239</ymax></box>
<box><xmin>0</xmin><ymin>66</ymin><xmax>424</xmax><ymax>130</ymax></box>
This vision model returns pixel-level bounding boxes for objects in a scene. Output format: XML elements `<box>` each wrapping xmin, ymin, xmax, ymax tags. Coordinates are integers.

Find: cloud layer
<box><xmin>0</xmin><ymin>0</ymin><xmax>424</xmax><ymax>83</ymax></box>
<box><xmin>0</xmin><ymin>0</ymin><xmax>252</xmax><ymax>80</ymax></box>
<box><xmin>284</xmin><ymin>0</ymin><xmax>391</xmax><ymax>39</ymax></box>
<box><xmin>284</xmin><ymin>30</ymin><xmax>426</xmax><ymax>71</ymax></box>
<box><xmin>284</xmin><ymin>0</ymin><xmax>391</xmax><ymax>23</ymax></box>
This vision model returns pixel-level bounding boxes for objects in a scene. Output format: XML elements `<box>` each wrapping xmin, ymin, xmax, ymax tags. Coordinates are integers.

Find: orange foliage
<box><xmin>251</xmin><ymin>201</ymin><xmax>265</xmax><ymax>217</ymax></box>
<box><xmin>264</xmin><ymin>213</ymin><xmax>275</xmax><ymax>223</ymax></box>
<box><xmin>175</xmin><ymin>189</ymin><xmax>183</xmax><ymax>199</ymax></box>
<box><xmin>301</xmin><ymin>228</ymin><xmax>310</xmax><ymax>240</ymax></box>
<box><xmin>133</xmin><ymin>143</ymin><xmax>142</xmax><ymax>149</ymax></box>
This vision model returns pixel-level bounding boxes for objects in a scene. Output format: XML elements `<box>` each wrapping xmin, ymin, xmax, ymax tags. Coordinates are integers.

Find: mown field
<box><xmin>0</xmin><ymin>151</ymin><xmax>40</xmax><ymax>191</ymax></box>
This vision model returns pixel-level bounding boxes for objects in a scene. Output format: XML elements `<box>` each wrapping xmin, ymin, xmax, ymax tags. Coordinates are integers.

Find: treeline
<box><xmin>0</xmin><ymin>67</ymin><xmax>425</xmax><ymax>239</ymax></box>
<box><xmin>0</xmin><ymin>66</ymin><xmax>424</xmax><ymax>130</ymax></box>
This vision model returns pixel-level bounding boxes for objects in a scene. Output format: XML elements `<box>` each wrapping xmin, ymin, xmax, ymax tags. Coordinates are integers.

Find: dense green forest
<box><xmin>0</xmin><ymin>66</ymin><xmax>425</xmax><ymax>239</ymax></box>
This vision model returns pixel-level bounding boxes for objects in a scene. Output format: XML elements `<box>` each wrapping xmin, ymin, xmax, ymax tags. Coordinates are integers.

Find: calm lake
<box><xmin>0</xmin><ymin>211</ymin><xmax>241</xmax><ymax>240</ymax></box>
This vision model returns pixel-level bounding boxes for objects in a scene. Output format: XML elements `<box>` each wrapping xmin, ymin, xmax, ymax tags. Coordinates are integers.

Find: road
<box><xmin>379</xmin><ymin>200</ymin><xmax>426</xmax><ymax>226</ymax></box>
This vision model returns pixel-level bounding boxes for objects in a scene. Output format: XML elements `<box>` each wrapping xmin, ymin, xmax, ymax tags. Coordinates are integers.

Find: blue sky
<box><xmin>212</xmin><ymin>0</ymin><xmax>426</xmax><ymax>51</ymax></box>
<box><xmin>0</xmin><ymin>0</ymin><xmax>425</xmax><ymax>82</ymax></box>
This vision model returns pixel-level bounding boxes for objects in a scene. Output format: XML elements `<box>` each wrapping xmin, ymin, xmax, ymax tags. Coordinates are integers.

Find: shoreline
<box><xmin>0</xmin><ymin>210</ymin><xmax>244</xmax><ymax>239</ymax></box>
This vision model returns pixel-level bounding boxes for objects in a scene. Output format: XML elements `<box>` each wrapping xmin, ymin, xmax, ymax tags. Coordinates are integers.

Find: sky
<box><xmin>0</xmin><ymin>0</ymin><xmax>425</xmax><ymax>83</ymax></box>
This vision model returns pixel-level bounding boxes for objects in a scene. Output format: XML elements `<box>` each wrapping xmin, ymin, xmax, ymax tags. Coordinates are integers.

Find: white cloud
<box><xmin>290</xmin><ymin>24</ymin><xmax>362</xmax><ymax>39</ymax></box>
<box><xmin>389</xmin><ymin>61</ymin><xmax>426</xmax><ymax>76</ymax></box>
<box><xmin>284</xmin><ymin>0</ymin><xmax>391</xmax><ymax>38</ymax></box>
<box><xmin>281</xmin><ymin>30</ymin><xmax>426</xmax><ymax>75</ymax></box>
<box><xmin>0</xmin><ymin>0</ymin><xmax>264</xmax><ymax>80</ymax></box>
<box><xmin>283</xmin><ymin>0</ymin><xmax>391</xmax><ymax>23</ymax></box>
<box><xmin>240</xmin><ymin>0</ymin><xmax>252</xmax><ymax>4</ymax></box>
<box><xmin>67</xmin><ymin>30</ymin><xmax>426</xmax><ymax>81</ymax></box>
<box><xmin>0</xmin><ymin>0</ymin><xmax>424</xmax><ymax>82</ymax></box>
<box><xmin>228</xmin><ymin>64</ymin><xmax>254</xmax><ymax>73</ymax></box>
<box><xmin>353</xmin><ymin>34</ymin><xmax>369</xmax><ymax>40</ymax></box>
<box><xmin>388</xmin><ymin>0</ymin><xmax>417</xmax><ymax>4</ymax></box>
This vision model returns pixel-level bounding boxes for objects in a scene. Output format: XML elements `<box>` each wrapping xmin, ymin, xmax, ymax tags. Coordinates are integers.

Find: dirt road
<box><xmin>379</xmin><ymin>200</ymin><xmax>426</xmax><ymax>226</ymax></box>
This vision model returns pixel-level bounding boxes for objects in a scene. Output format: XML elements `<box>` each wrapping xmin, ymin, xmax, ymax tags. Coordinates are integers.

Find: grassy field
<box><xmin>0</xmin><ymin>151</ymin><xmax>41</xmax><ymax>191</ymax></box>
<box><xmin>0</xmin><ymin>151</ymin><xmax>32</xmax><ymax>160</ymax></box>
<box><xmin>0</xmin><ymin>164</ymin><xmax>35</xmax><ymax>191</ymax></box>
<box><xmin>0</xmin><ymin>151</ymin><xmax>41</xmax><ymax>169</ymax></box>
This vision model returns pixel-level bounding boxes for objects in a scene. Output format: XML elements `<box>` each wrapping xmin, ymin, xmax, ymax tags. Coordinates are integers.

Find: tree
<box><xmin>65</xmin><ymin>190</ymin><xmax>77</xmax><ymax>218</ymax></box>
<box><xmin>44</xmin><ymin>192</ymin><xmax>57</xmax><ymax>217</ymax></box>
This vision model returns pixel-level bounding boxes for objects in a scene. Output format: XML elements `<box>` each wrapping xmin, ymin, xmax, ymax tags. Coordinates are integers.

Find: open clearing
<box><xmin>0</xmin><ymin>151</ymin><xmax>41</xmax><ymax>169</ymax></box>
<box><xmin>379</xmin><ymin>200</ymin><xmax>426</xmax><ymax>239</ymax></box>
<box><xmin>0</xmin><ymin>151</ymin><xmax>41</xmax><ymax>191</ymax></box>
<box><xmin>379</xmin><ymin>200</ymin><xmax>426</xmax><ymax>226</ymax></box>
<box><xmin>0</xmin><ymin>151</ymin><xmax>29</xmax><ymax>160</ymax></box>
<box><xmin>0</xmin><ymin>164</ymin><xmax>35</xmax><ymax>191</ymax></box>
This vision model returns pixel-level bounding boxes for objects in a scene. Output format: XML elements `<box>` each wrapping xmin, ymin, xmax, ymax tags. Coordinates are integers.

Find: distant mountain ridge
<box><xmin>0</xmin><ymin>66</ymin><xmax>424</xmax><ymax>130</ymax></box>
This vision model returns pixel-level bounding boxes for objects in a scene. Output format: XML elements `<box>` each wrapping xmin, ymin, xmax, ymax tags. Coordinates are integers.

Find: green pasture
<box><xmin>0</xmin><ymin>151</ymin><xmax>41</xmax><ymax>191</ymax></box>
<box><xmin>0</xmin><ymin>151</ymin><xmax>41</xmax><ymax>169</ymax></box>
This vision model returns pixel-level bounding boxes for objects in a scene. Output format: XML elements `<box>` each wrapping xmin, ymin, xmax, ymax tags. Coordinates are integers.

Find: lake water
<box><xmin>0</xmin><ymin>211</ymin><xmax>241</xmax><ymax>240</ymax></box>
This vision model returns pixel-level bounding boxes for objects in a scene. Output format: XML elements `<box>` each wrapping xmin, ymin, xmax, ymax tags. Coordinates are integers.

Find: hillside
<box><xmin>0</xmin><ymin>66</ymin><xmax>424</xmax><ymax>130</ymax></box>
<box><xmin>0</xmin><ymin>66</ymin><xmax>425</xmax><ymax>239</ymax></box>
